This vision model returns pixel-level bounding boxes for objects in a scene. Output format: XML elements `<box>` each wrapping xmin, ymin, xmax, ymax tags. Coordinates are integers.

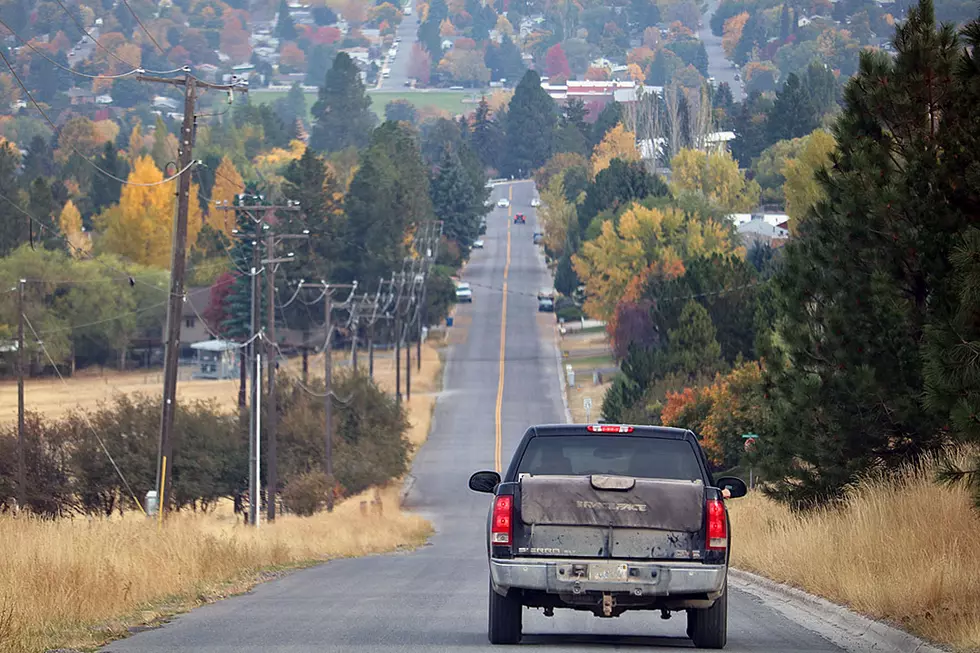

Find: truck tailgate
<box><xmin>517</xmin><ymin>475</ymin><xmax>704</xmax><ymax>559</ymax></box>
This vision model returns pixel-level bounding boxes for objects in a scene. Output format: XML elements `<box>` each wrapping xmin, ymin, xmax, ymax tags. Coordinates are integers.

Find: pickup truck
<box><xmin>468</xmin><ymin>424</ymin><xmax>747</xmax><ymax>648</ymax></box>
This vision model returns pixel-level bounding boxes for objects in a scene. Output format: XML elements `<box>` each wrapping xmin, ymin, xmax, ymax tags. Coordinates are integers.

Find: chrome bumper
<box><xmin>490</xmin><ymin>558</ymin><xmax>726</xmax><ymax>597</ymax></box>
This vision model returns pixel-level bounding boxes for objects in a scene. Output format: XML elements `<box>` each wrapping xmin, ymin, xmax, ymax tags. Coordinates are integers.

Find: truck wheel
<box><xmin>488</xmin><ymin>579</ymin><xmax>522</xmax><ymax>645</ymax></box>
<box><xmin>687</xmin><ymin>580</ymin><xmax>728</xmax><ymax>649</ymax></box>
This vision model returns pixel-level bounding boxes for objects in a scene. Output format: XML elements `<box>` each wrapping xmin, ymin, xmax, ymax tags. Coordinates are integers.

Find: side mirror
<box><xmin>715</xmin><ymin>476</ymin><xmax>748</xmax><ymax>499</ymax></box>
<box><xmin>468</xmin><ymin>470</ymin><xmax>501</xmax><ymax>493</ymax></box>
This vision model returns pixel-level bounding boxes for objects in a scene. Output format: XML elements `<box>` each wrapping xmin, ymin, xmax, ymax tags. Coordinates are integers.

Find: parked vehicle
<box><xmin>497</xmin><ymin>198</ymin><xmax>510</xmax><ymax>208</ymax></box>
<box><xmin>455</xmin><ymin>282</ymin><xmax>473</xmax><ymax>303</ymax></box>
<box><xmin>473</xmin><ymin>239</ymin><xmax>485</xmax><ymax>249</ymax></box>
<box><xmin>469</xmin><ymin>424</ymin><xmax>747</xmax><ymax>648</ymax></box>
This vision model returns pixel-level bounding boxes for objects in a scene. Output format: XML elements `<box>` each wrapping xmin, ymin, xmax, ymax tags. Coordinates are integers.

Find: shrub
<box><xmin>281</xmin><ymin>471</ymin><xmax>335</xmax><ymax>516</ymax></box>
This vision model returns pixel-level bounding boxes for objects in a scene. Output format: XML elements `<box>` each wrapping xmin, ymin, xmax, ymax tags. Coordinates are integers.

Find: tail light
<box><xmin>706</xmin><ymin>499</ymin><xmax>728</xmax><ymax>550</ymax></box>
<box><xmin>491</xmin><ymin>495</ymin><xmax>513</xmax><ymax>545</ymax></box>
<box><xmin>587</xmin><ymin>424</ymin><xmax>634</xmax><ymax>433</ymax></box>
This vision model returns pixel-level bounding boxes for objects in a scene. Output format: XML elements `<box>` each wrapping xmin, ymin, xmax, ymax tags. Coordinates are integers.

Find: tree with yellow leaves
<box><xmin>128</xmin><ymin>120</ymin><xmax>145</xmax><ymax>163</ymax></box>
<box><xmin>722</xmin><ymin>12</ymin><xmax>749</xmax><ymax>60</ymax></box>
<box><xmin>590</xmin><ymin>123</ymin><xmax>640</xmax><ymax>177</ymax></box>
<box><xmin>670</xmin><ymin>148</ymin><xmax>760</xmax><ymax>212</ymax></box>
<box><xmin>59</xmin><ymin>200</ymin><xmax>91</xmax><ymax>258</ymax></box>
<box><xmin>627</xmin><ymin>62</ymin><xmax>646</xmax><ymax>84</ymax></box>
<box><xmin>538</xmin><ymin>173</ymin><xmax>577</xmax><ymax>256</ymax></box>
<box><xmin>95</xmin><ymin>156</ymin><xmax>201</xmax><ymax>269</ymax></box>
<box><xmin>571</xmin><ymin>203</ymin><xmax>732</xmax><ymax>320</ymax></box>
<box><xmin>209</xmin><ymin>156</ymin><xmax>244</xmax><ymax>236</ymax></box>
<box><xmin>439</xmin><ymin>17</ymin><xmax>455</xmax><ymax>37</ymax></box>
<box><xmin>782</xmin><ymin>128</ymin><xmax>835</xmax><ymax>231</ymax></box>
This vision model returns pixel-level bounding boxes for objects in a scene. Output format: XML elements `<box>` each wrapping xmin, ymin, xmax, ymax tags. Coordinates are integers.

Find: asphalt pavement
<box><xmin>374</xmin><ymin>1</ymin><xmax>419</xmax><ymax>91</ymax></box>
<box><xmin>700</xmin><ymin>1</ymin><xmax>746</xmax><ymax>101</ymax></box>
<box><xmin>102</xmin><ymin>181</ymin><xmax>849</xmax><ymax>652</ymax></box>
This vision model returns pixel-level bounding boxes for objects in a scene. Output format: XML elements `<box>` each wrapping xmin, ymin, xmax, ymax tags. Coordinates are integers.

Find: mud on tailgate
<box><xmin>519</xmin><ymin>475</ymin><xmax>705</xmax><ymax>533</ymax></box>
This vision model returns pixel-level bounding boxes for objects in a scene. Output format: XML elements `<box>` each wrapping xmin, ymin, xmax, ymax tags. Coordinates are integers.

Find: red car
<box><xmin>514</xmin><ymin>213</ymin><xmax>526</xmax><ymax>224</ymax></box>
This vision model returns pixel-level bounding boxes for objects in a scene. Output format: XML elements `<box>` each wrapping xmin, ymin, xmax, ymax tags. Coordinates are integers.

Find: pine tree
<box><xmin>22</xmin><ymin>135</ymin><xmax>54</xmax><ymax>181</ymax></box>
<box><xmin>222</xmin><ymin>185</ymin><xmax>268</xmax><ymax>342</ymax></box>
<box><xmin>310</xmin><ymin>53</ymin><xmax>378</xmax><ymax>153</ymax></box>
<box><xmin>758</xmin><ymin>0</ymin><xmax>960</xmax><ymax>508</ymax></box>
<box><xmin>666</xmin><ymin>300</ymin><xmax>724</xmax><ymax>380</ymax></box>
<box><xmin>91</xmin><ymin>141</ymin><xmax>125</xmax><ymax>215</ymax></box>
<box><xmin>275</xmin><ymin>0</ymin><xmax>298</xmax><ymax>41</ymax></box>
<box><xmin>150</xmin><ymin>115</ymin><xmax>172</xmax><ymax>171</ymax></box>
<box><xmin>469</xmin><ymin>96</ymin><xmax>502</xmax><ymax>170</ymax></box>
<box><xmin>431</xmin><ymin>144</ymin><xmax>479</xmax><ymax>251</ymax></box>
<box><xmin>766</xmin><ymin>73</ymin><xmax>819</xmax><ymax>143</ymax></box>
<box><xmin>27</xmin><ymin>177</ymin><xmax>60</xmax><ymax>249</ymax></box>
<box><xmin>504</xmin><ymin>69</ymin><xmax>557</xmax><ymax>177</ymax></box>
<box><xmin>780</xmin><ymin>3</ymin><xmax>791</xmax><ymax>41</ymax></box>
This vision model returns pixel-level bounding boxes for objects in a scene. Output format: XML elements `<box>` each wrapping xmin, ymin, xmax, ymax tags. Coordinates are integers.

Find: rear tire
<box><xmin>687</xmin><ymin>579</ymin><xmax>728</xmax><ymax>649</ymax></box>
<box><xmin>488</xmin><ymin>579</ymin><xmax>522</xmax><ymax>645</ymax></box>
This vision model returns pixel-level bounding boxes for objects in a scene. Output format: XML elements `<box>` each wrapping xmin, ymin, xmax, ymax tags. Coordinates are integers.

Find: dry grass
<box><xmin>0</xmin><ymin>339</ymin><xmax>446</xmax><ymax>653</ymax></box>
<box><xmin>560</xmin><ymin>330</ymin><xmax>614</xmax><ymax>423</ymax></box>
<box><xmin>0</xmin><ymin>486</ymin><xmax>432</xmax><ymax>653</ymax></box>
<box><xmin>0</xmin><ymin>342</ymin><xmax>444</xmax><ymax>427</ymax></box>
<box><xmin>729</xmin><ymin>452</ymin><xmax>980</xmax><ymax>652</ymax></box>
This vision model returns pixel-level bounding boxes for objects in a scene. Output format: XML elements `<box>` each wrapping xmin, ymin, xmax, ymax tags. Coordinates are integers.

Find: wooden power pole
<box><xmin>17</xmin><ymin>278</ymin><xmax>25</xmax><ymax>509</ymax></box>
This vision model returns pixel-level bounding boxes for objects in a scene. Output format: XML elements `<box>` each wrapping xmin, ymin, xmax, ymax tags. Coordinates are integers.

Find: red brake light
<box><xmin>587</xmin><ymin>424</ymin><xmax>634</xmax><ymax>433</ymax></box>
<box><xmin>706</xmin><ymin>499</ymin><xmax>727</xmax><ymax>550</ymax></box>
<box><xmin>491</xmin><ymin>495</ymin><xmax>513</xmax><ymax>545</ymax></box>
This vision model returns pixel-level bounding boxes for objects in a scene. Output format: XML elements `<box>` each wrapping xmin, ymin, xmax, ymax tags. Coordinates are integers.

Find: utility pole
<box><xmin>142</xmin><ymin>71</ymin><xmax>247</xmax><ymax>519</ymax></box>
<box><xmin>299</xmin><ymin>281</ymin><xmax>356</xmax><ymax>512</ymax></box>
<box><xmin>220</xmin><ymin>200</ymin><xmax>302</xmax><ymax>526</ymax></box>
<box><xmin>262</xmin><ymin>231</ymin><xmax>305</xmax><ymax>523</ymax></box>
<box><xmin>17</xmin><ymin>278</ymin><xmax>25</xmax><ymax>510</ymax></box>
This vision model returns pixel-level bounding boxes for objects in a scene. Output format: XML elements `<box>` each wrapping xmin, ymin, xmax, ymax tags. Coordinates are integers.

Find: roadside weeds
<box><xmin>0</xmin><ymin>341</ymin><xmax>445</xmax><ymax>653</ymax></box>
<box><xmin>729</xmin><ymin>451</ymin><xmax>980</xmax><ymax>652</ymax></box>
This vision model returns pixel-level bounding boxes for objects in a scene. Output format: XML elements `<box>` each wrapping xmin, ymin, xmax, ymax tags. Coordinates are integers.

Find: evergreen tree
<box><xmin>150</xmin><ymin>115</ymin><xmax>173</xmax><ymax>171</ymax></box>
<box><xmin>666</xmin><ymin>300</ymin><xmax>724</xmax><ymax>380</ymax></box>
<box><xmin>503</xmin><ymin>69</ymin><xmax>557</xmax><ymax>177</ymax></box>
<box><xmin>90</xmin><ymin>142</ymin><xmax>125</xmax><ymax>215</ymax></box>
<box><xmin>22</xmin><ymin>135</ymin><xmax>54</xmax><ymax>181</ymax></box>
<box><xmin>418</xmin><ymin>0</ymin><xmax>448</xmax><ymax>59</ymax></box>
<box><xmin>0</xmin><ymin>142</ymin><xmax>28</xmax><ymax>257</ymax></box>
<box><xmin>431</xmin><ymin>145</ymin><xmax>480</xmax><ymax>252</ymax></box>
<box><xmin>222</xmin><ymin>185</ymin><xmax>268</xmax><ymax>341</ymax></box>
<box><xmin>759</xmin><ymin>0</ymin><xmax>959</xmax><ymax>508</ymax></box>
<box><xmin>310</xmin><ymin>53</ymin><xmax>378</xmax><ymax>153</ymax></box>
<box><xmin>385</xmin><ymin>99</ymin><xmax>419</xmax><ymax>124</ymax></box>
<box><xmin>342</xmin><ymin>121</ymin><xmax>433</xmax><ymax>285</ymax></box>
<box><xmin>485</xmin><ymin>34</ymin><xmax>525</xmax><ymax>82</ymax></box>
<box><xmin>27</xmin><ymin>177</ymin><xmax>61</xmax><ymax>249</ymax></box>
<box><xmin>590</xmin><ymin>101</ymin><xmax>623</xmax><ymax>148</ymax></box>
<box><xmin>469</xmin><ymin>96</ymin><xmax>503</xmax><ymax>170</ymax></box>
<box><xmin>766</xmin><ymin>73</ymin><xmax>819</xmax><ymax>143</ymax></box>
<box><xmin>804</xmin><ymin>61</ymin><xmax>839</xmax><ymax>118</ymax></box>
<box><xmin>780</xmin><ymin>3</ymin><xmax>792</xmax><ymax>41</ymax></box>
<box><xmin>730</xmin><ymin>91</ymin><xmax>775</xmax><ymax>165</ymax></box>
<box><xmin>275</xmin><ymin>0</ymin><xmax>298</xmax><ymax>40</ymax></box>
<box><xmin>577</xmin><ymin>159</ymin><xmax>669</xmax><ymax>235</ymax></box>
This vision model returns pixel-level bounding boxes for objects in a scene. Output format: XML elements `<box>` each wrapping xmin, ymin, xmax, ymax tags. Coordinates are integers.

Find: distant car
<box><xmin>479</xmin><ymin>220</ymin><xmax>487</xmax><ymax>235</ymax></box>
<box><xmin>473</xmin><ymin>239</ymin><xmax>484</xmax><ymax>249</ymax></box>
<box><xmin>514</xmin><ymin>213</ymin><xmax>526</xmax><ymax>224</ymax></box>
<box><xmin>537</xmin><ymin>297</ymin><xmax>554</xmax><ymax>312</ymax></box>
<box><xmin>484</xmin><ymin>199</ymin><xmax>493</xmax><ymax>207</ymax></box>
<box><xmin>537</xmin><ymin>287</ymin><xmax>555</xmax><ymax>301</ymax></box>
<box><xmin>497</xmin><ymin>198</ymin><xmax>510</xmax><ymax>208</ymax></box>
<box><xmin>456</xmin><ymin>282</ymin><xmax>473</xmax><ymax>303</ymax></box>
<box><xmin>532</xmin><ymin>232</ymin><xmax>543</xmax><ymax>245</ymax></box>
<box><xmin>530</xmin><ymin>198</ymin><xmax>541</xmax><ymax>207</ymax></box>
<box><xmin>734</xmin><ymin>73</ymin><xmax>740</xmax><ymax>81</ymax></box>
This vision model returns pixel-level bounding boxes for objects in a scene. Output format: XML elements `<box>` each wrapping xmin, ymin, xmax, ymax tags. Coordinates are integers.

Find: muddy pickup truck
<box><xmin>468</xmin><ymin>424</ymin><xmax>747</xmax><ymax>648</ymax></box>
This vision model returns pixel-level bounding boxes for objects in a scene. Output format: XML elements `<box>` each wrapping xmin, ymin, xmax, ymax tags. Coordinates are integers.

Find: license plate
<box><xmin>588</xmin><ymin>563</ymin><xmax>628</xmax><ymax>582</ymax></box>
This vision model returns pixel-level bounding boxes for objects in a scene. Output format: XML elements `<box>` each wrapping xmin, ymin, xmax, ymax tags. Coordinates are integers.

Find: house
<box><xmin>179</xmin><ymin>287</ymin><xmax>213</xmax><ymax>352</ymax></box>
<box><xmin>734</xmin><ymin>214</ymin><xmax>790</xmax><ymax>248</ymax></box>
<box><xmin>66</xmin><ymin>87</ymin><xmax>96</xmax><ymax>105</ymax></box>
<box><xmin>152</xmin><ymin>95</ymin><xmax>180</xmax><ymax>111</ymax></box>
<box><xmin>705</xmin><ymin>131</ymin><xmax>736</xmax><ymax>153</ymax></box>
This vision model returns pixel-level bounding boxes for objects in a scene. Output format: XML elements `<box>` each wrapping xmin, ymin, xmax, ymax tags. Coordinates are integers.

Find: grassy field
<box><xmin>0</xmin><ymin>338</ymin><xmax>446</xmax><ymax>653</ymax></box>
<box><xmin>248</xmin><ymin>89</ymin><xmax>479</xmax><ymax>120</ymax></box>
<box><xmin>729</xmin><ymin>452</ymin><xmax>980</xmax><ymax>652</ymax></box>
<box><xmin>560</xmin><ymin>329</ymin><xmax>615</xmax><ymax>422</ymax></box>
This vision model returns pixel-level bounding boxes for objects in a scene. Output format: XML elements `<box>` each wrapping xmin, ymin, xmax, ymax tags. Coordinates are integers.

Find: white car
<box><xmin>455</xmin><ymin>282</ymin><xmax>473</xmax><ymax>303</ymax></box>
<box><xmin>497</xmin><ymin>198</ymin><xmax>510</xmax><ymax>208</ymax></box>
<box><xmin>530</xmin><ymin>198</ymin><xmax>541</xmax><ymax>207</ymax></box>
<box><xmin>473</xmin><ymin>239</ymin><xmax>484</xmax><ymax>249</ymax></box>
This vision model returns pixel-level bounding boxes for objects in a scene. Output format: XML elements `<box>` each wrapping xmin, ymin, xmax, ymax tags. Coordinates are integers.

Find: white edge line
<box><xmin>729</xmin><ymin>569</ymin><xmax>950</xmax><ymax>653</ymax></box>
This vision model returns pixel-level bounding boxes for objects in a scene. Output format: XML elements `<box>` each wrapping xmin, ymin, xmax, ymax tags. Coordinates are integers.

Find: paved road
<box><xmin>375</xmin><ymin>0</ymin><xmax>419</xmax><ymax>90</ymax></box>
<box><xmin>700</xmin><ymin>1</ymin><xmax>746</xmax><ymax>101</ymax></box>
<box><xmin>103</xmin><ymin>181</ymin><xmax>849</xmax><ymax>652</ymax></box>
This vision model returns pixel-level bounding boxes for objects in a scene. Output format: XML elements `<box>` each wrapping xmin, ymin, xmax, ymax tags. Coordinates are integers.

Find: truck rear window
<box><xmin>515</xmin><ymin>436</ymin><xmax>704</xmax><ymax>482</ymax></box>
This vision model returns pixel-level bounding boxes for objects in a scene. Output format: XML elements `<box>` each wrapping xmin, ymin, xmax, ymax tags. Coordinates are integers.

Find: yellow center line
<box><xmin>495</xmin><ymin>184</ymin><xmax>513</xmax><ymax>473</ymax></box>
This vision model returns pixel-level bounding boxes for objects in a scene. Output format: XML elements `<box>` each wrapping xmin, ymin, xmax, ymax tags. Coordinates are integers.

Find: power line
<box><xmin>0</xmin><ymin>17</ymin><xmax>143</xmax><ymax>80</ymax></box>
<box><xmin>22</xmin><ymin>312</ymin><xmax>147</xmax><ymax>515</ymax></box>
<box><xmin>119</xmin><ymin>0</ymin><xmax>168</xmax><ymax>56</ymax></box>
<box><xmin>0</xmin><ymin>46</ymin><xmax>196</xmax><ymax>187</ymax></box>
